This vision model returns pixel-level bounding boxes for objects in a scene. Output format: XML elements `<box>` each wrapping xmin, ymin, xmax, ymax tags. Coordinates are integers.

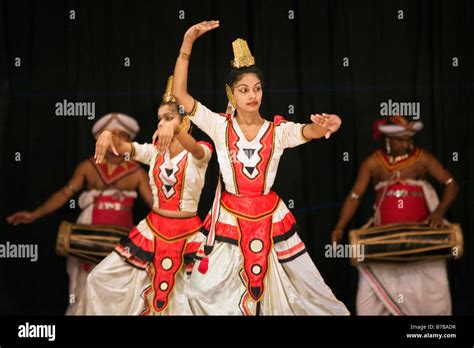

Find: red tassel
<box><xmin>198</xmin><ymin>257</ymin><xmax>209</xmax><ymax>274</ymax></box>
<box><xmin>81</xmin><ymin>262</ymin><xmax>92</xmax><ymax>273</ymax></box>
<box><xmin>372</xmin><ymin>118</ymin><xmax>388</xmax><ymax>142</ymax></box>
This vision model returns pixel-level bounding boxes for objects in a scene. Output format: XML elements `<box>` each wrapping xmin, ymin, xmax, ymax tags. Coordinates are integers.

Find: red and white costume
<box><xmin>356</xmin><ymin>148</ymin><xmax>452</xmax><ymax>315</ymax></box>
<box><xmin>186</xmin><ymin>102</ymin><xmax>349</xmax><ymax>315</ymax></box>
<box><xmin>76</xmin><ymin>140</ymin><xmax>213</xmax><ymax>315</ymax></box>
<box><xmin>66</xmin><ymin>159</ymin><xmax>139</xmax><ymax>315</ymax></box>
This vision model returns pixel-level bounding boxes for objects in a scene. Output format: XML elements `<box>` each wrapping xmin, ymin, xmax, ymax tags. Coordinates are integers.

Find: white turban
<box><xmin>92</xmin><ymin>113</ymin><xmax>140</xmax><ymax>140</ymax></box>
<box><xmin>379</xmin><ymin>116</ymin><xmax>423</xmax><ymax>137</ymax></box>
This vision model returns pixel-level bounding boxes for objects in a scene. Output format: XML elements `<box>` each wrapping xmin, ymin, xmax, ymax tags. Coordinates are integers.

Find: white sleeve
<box><xmin>275</xmin><ymin>121</ymin><xmax>310</xmax><ymax>149</ymax></box>
<box><xmin>188</xmin><ymin>101</ymin><xmax>227</xmax><ymax>141</ymax></box>
<box><xmin>191</xmin><ymin>142</ymin><xmax>213</xmax><ymax>167</ymax></box>
<box><xmin>131</xmin><ymin>142</ymin><xmax>156</xmax><ymax>165</ymax></box>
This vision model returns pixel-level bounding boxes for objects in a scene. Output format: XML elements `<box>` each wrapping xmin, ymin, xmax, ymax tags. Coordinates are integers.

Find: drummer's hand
<box><xmin>94</xmin><ymin>130</ymin><xmax>118</xmax><ymax>164</ymax></box>
<box><xmin>6</xmin><ymin>210</ymin><xmax>38</xmax><ymax>225</ymax></box>
<box><xmin>427</xmin><ymin>212</ymin><xmax>444</xmax><ymax>228</ymax></box>
<box><xmin>331</xmin><ymin>228</ymin><xmax>344</xmax><ymax>244</ymax></box>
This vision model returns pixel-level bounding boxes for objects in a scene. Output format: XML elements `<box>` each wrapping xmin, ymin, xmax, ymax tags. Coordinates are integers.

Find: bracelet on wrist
<box><xmin>178</xmin><ymin>51</ymin><xmax>191</xmax><ymax>61</ymax></box>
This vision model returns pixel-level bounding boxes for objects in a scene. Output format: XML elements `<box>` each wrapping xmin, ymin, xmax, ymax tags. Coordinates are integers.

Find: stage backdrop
<box><xmin>0</xmin><ymin>0</ymin><xmax>473</xmax><ymax>314</ymax></box>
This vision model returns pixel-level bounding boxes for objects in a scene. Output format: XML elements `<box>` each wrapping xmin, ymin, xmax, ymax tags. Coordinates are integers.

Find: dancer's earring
<box><xmin>226</xmin><ymin>84</ymin><xmax>236</xmax><ymax>109</ymax></box>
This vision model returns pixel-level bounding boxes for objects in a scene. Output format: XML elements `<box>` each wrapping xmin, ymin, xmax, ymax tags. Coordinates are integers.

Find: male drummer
<box><xmin>331</xmin><ymin>116</ymin><xmax>459</xmax><ymax>315</ymax></box>
<box><xmin>7</xmin><ymin>113</ymin><xmax>153</xmax><ymax>315</ymax></box>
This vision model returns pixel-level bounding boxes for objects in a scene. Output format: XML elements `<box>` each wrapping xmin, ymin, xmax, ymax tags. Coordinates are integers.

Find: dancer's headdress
<box><xmin>161</xmin><ymin>75</ymin><xmax>190</xmax><ymax>133</ymax></box>
<box><xmin>162</xmin><ymin>75</ymin><xmax>176</xmax><ymax>103</ymax></box>
<box><xmin>226</xmin><ymin>38</ymin><xmax>256</xmax><ymax>115</ymax></box>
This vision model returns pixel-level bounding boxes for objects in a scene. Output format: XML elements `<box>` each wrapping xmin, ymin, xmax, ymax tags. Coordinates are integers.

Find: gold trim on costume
<box><xmin>263</xmin><ymin>123</ymin><xmax>276</xmax><ymax>194</ymax></box>
<box><xmin>142</xmin><ymin>239</ymin><xmax>187</xmax><ymax>314</ymax></box>
<box><xmin>178</xmin><ymin>155</ymin><xmax>189</xmax><ymax>211</ymax></box>
<box><xmin>130</xmin><ymin>143</ymin><xmax>136</xmax><ymax>160</ymax></box>
<box><xmin>226</xmin><ymin>121</ymin><xmax>240</xmax><ymax>195</ymax></box>
<box><xmin>220</xmin><ymin>198</ymin><xmax>281</xmax><ymax>221</ymax></box>
<box><xmin>145</xmin><ymin>215</ymin><xmax>200</xmax><ymax>242</ymax></box>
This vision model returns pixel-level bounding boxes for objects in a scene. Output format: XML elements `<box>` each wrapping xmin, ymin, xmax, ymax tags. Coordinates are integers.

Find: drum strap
<box><xmin>359</xmin><ymin>265</ymin><xmax>405</xmax><ymax>316</ymax></box>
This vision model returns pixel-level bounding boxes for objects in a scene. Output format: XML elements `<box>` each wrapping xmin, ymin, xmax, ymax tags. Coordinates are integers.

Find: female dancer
<box><xmin>76</xmin><ymin>77</ymin><xmax>213</xmax><ymax>315</ymax></box>
<box><xmin>170</xmin><ymin>21</ymin><xmax>350</xmax><ymax>315</ymax></box>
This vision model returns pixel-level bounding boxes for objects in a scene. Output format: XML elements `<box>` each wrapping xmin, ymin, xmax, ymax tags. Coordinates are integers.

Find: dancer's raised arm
<box><xmin>172</xmin><ymin>20</ymin><xmax>219</xmax><ymax>113</ymax></box>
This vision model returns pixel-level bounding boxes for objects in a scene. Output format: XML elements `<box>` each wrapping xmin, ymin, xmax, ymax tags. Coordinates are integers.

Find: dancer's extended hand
<box><xmin>94</xmin><ymin>130</ymin><xmax>118</xmax><ymax>164</ymax></box>
<box><xmin>310</xmin><ymin>113</ymin><xmax>342</xmax><ymax>139</ymax></box>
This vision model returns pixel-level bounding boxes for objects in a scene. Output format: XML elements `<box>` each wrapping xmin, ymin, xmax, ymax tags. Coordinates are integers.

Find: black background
<box><xmin>0</xmin><ymin>0</ymin><xmax>473</xmax><ymax>315</ymax></box>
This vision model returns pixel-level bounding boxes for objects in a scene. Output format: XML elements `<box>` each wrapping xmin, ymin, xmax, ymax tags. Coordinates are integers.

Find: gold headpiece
<box><xmin>162</xmin><ymin>75</ymin><xmax>176</xmax><ymax>103</ymax></box>
<box><xmin>226</xmin><ymin>39</ymin><xmax>255</xmax><ymax>112</ymax></box>
<box><xmin>230</xmin><ymin>38</ymin><xmax>255</xmax><ymax>69</ymax></box>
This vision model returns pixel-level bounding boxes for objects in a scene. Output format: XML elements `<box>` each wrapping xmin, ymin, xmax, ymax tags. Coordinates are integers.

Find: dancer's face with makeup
<box><xmin>157</xmin><ymin>104</ymin><xmax>181</xmax><ymax>133</ymax></box>
<box><xmin>232</xmin><ymin>73</ymin><xmax>263</xmax><ymax>114</ymax></box>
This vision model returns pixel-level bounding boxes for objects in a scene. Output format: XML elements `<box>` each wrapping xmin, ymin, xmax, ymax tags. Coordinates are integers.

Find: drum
<box><xmin>56</xmin><ymin>221</ymin><xmax>130</xmax><ymax>263</ymax></box>
<box><xmin>348</xmin><ymin>223</ymin><xmax>463</xmax><ymax>266</ymax></box>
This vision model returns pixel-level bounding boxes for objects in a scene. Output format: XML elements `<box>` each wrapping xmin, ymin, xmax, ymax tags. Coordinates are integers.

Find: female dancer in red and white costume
<box><xmin>77</xmin><ymin>80</ymin><xmax>213</xmax><ymax>315</ymax></box>
<box><xmin>171</xmin><ymin>21</ymin><xmax>350</xmax><ymax>315</ymax></box>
